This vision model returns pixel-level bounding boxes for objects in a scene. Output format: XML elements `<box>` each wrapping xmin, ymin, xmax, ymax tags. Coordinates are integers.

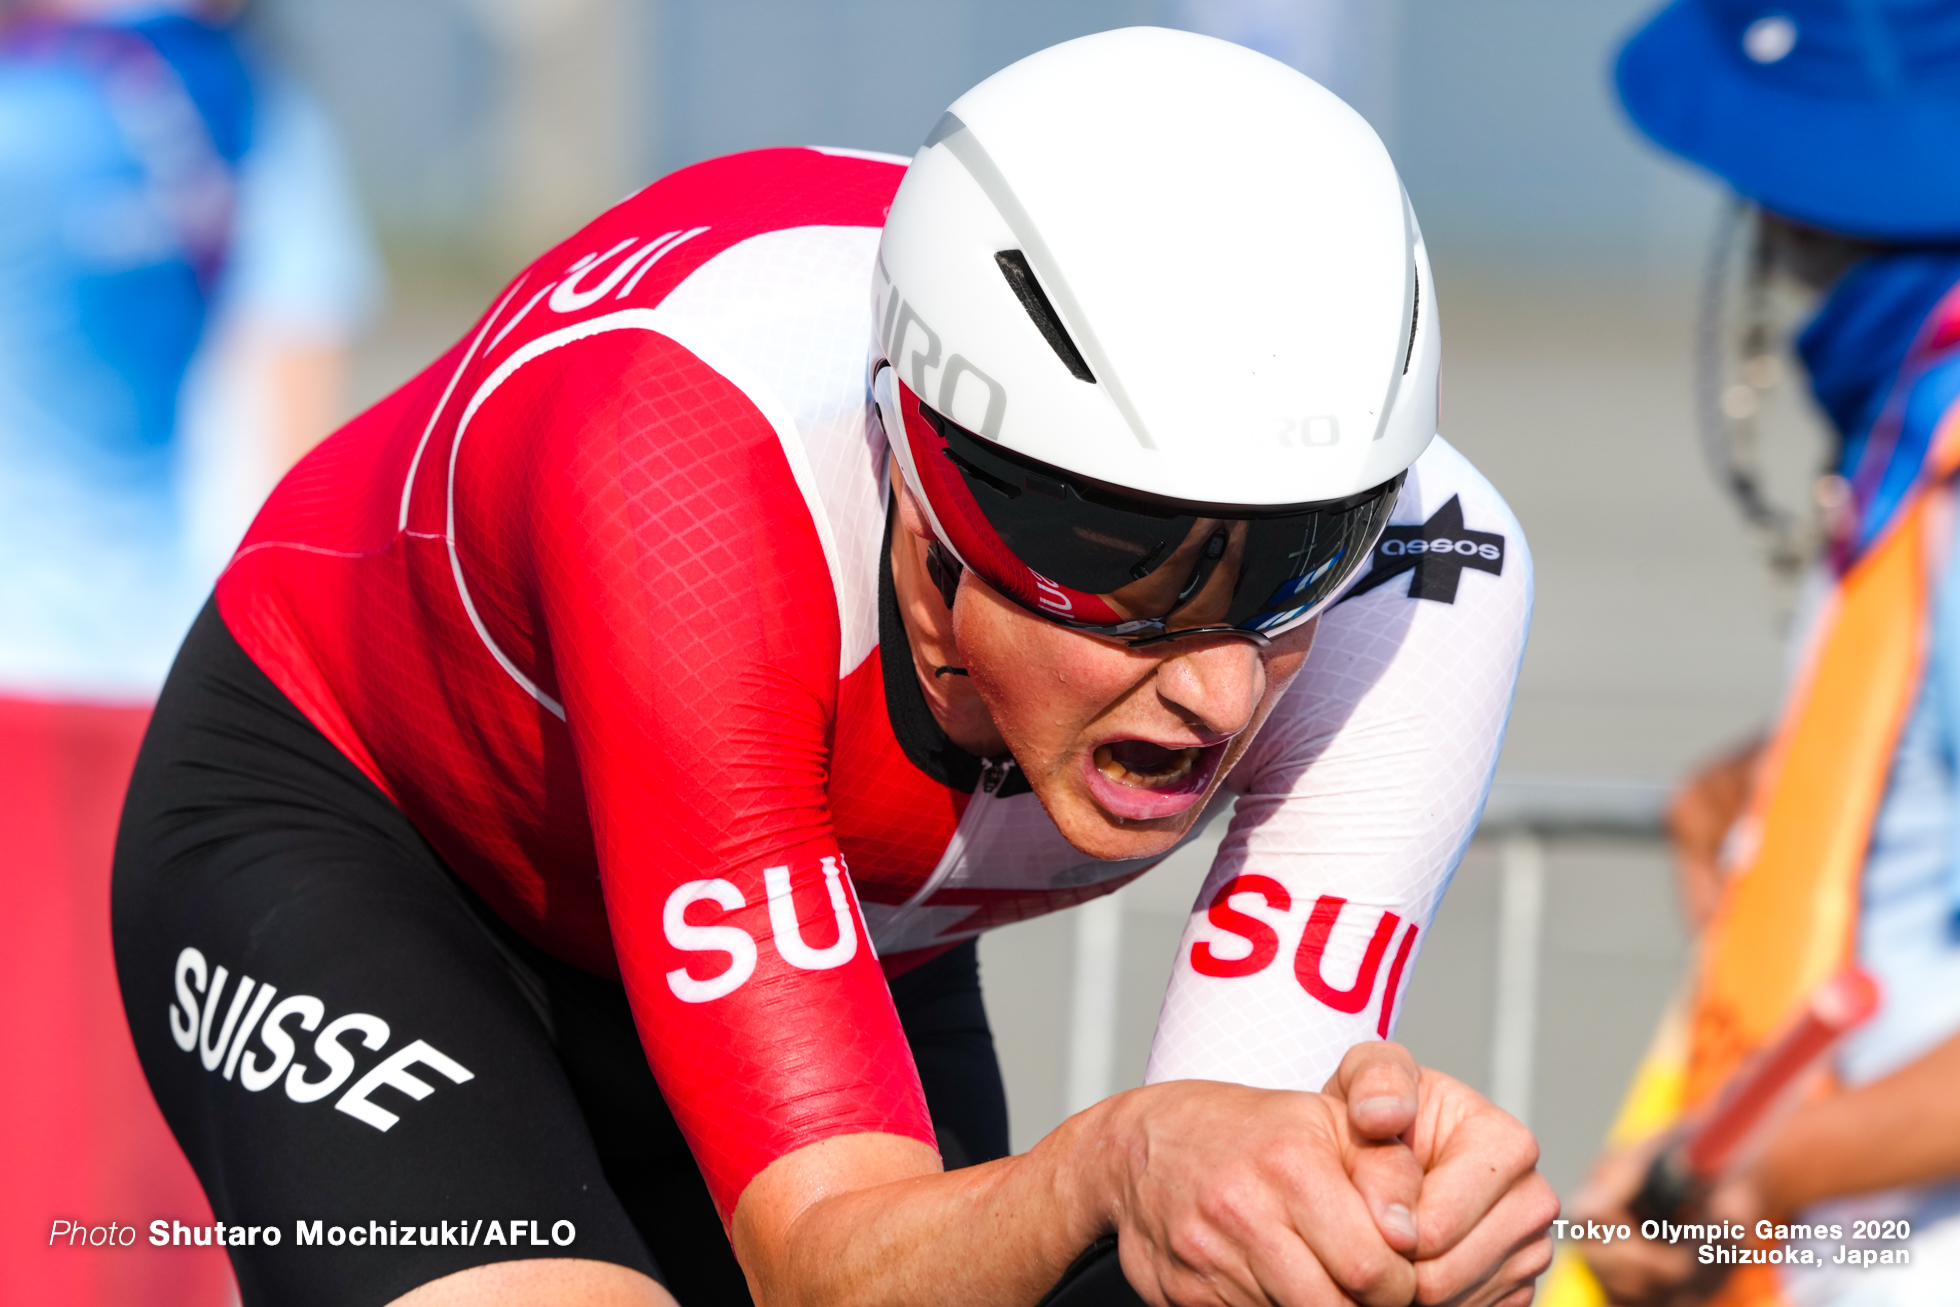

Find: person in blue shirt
<box><xmin>1569</xmin><ymin>4</ymin><xmax>1960</xmax><ymax>1305</ymax></box>
<box><xmin>0</xmin><ymin>4</ymin><xmax>378</xmax><ymax>1302</ymax></box>
<box><xmin>0</xmin><ymin>0</ymin><xmax>379</xmax><ymax>694</ymax></box>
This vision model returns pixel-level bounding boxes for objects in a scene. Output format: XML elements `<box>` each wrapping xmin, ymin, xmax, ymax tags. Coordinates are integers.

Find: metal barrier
<box><xmin>1479</xmin><ymin>775</ymin><xmax>1668</xmax><ymax>1126</ymax></box>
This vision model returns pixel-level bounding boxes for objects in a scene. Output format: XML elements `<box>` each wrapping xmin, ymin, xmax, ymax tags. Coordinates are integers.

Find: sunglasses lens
<box><xmin>929</xmin><ymin>411</ymin><xmax>1401</xmax><ymax>639</ymax></box>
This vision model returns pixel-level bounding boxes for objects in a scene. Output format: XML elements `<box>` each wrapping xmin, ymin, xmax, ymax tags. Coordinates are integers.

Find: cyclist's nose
<box><xmin>1153</xmin><ymin>639</ymin><xmax>1264</xmax><ymax>738</ymax></box>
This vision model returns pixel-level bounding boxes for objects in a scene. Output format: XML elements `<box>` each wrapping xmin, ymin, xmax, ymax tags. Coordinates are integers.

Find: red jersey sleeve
<box><xmin>457</xmin><ymin>320</ymin><xmax>935</xmax><ymax>1220</ymax></box>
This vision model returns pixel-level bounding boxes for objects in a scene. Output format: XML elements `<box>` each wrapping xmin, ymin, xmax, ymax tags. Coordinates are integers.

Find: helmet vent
<box><xmin>1403</xmin><ymin>265</ymin><xmax>1421</xmax><ymax>376</ymax></box>
<box><xmin>995</xmin><ymin>250</ymin><xmax>1097</xmax><ymax>384</ymax></box>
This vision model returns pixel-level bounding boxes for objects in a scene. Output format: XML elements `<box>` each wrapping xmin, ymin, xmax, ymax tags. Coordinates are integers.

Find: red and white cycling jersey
<box><xmin>215</xmin><ymin>148</ymin><xmax>1532</xmax><ymax>1218</ymax></box>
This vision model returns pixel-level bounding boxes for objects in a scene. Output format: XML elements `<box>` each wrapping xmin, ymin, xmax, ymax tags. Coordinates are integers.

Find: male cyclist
<box><xmin>114</xmin><ymin>28</ymin><xmax>1554</xmax><ymax>1307</ymax></box>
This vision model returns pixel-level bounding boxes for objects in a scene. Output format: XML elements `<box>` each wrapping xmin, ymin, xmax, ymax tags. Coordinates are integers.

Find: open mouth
<box><xmin>1096</xmin><ymin>740</ymin><xmax>1204</xmax><ymax>789</ymax></box>
<box><xmin>1082</xmin><ymin>738</ymin><xmax>1228</xmax><ymax>820</ymax></box>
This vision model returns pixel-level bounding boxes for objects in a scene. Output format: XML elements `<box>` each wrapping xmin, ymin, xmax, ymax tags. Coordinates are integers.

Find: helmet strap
<box><xmin>925</xmin><ymin>540</ymin><xmax>964</xmax><ymax>611</ymax></box>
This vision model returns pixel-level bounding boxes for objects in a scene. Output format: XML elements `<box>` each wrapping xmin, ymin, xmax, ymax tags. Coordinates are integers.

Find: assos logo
<box><xmin>1340</xmin><ymin>495</ymin><xmax>1506</xmax><ymax>607</ymax></box>
<box><xmin>663</xmin><ymin>856</ymin><xmax>866</xmax><ymax>1002</ymax></box>
<box><xmin>1187</xmin><ymin>875</ymin><xmax>1418</xmax><ymax>1038</ymax></box>
<box><xmin>170</xmin><ymin>948</ymin><xmax>473</xmax><ymax>1131</ymax></box>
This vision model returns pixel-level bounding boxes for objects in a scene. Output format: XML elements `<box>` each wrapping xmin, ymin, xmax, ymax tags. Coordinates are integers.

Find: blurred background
<box><xmin>248</xmin><ymin>0</ymin><xmax>1818</xmax><ymax>1201</ymax></box>
<box><xmin>6</xmin><ymin>0</ymin><xmax>1849</xmax><ymax>1297</ymax></box>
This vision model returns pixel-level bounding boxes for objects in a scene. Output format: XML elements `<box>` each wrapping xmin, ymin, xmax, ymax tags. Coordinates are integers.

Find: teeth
<box><xmin>1094</xmin><ymin>744</ymin><xmax>1204</xmax><ymax>790</ymax></box>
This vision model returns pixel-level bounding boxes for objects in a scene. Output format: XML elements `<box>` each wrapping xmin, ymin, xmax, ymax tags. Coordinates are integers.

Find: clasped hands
<box><xmin>1103</xmin><ymin>1042</ymin><xmax>1557</xmax><ymax>1307</ymax></box>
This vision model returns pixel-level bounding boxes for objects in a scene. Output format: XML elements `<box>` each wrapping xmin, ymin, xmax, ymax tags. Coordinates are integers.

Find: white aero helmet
<box><xmin>872</xmin><ymin>26</ymin><xmax>1437</xmax><ymax>646</ymax></box>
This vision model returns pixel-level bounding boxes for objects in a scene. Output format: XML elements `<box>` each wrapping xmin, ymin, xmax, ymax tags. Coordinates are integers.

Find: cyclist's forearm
<box><xmin>731</xmin><ymin>1107</ymin><xmax>1118</xmax><ymax>1307</ymax></box>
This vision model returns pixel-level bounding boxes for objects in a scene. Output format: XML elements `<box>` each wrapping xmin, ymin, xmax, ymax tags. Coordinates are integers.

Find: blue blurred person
<box><xmin>1564</xmin><ymin>4</ymin><xmax>1960</xmax><ymax>1306</ymax></box>
<box><xmin>0</xmin><ymin>3</ymin><xmax>378</xmax><ymax>1302</ymax></box>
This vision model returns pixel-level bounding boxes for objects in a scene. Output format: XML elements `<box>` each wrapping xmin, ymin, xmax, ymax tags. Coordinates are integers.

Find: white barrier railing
<box><xmin>1469</xmin><ymin>774</ymin><xmax>1669</xmax><ymax>1127</ymax></box>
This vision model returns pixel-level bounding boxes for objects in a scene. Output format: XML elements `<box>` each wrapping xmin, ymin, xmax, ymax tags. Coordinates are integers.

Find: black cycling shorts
<box><xmin>112</xmin><ymin>600</ymin><xmax>1010</xmax><ymax>1307</ymax></box>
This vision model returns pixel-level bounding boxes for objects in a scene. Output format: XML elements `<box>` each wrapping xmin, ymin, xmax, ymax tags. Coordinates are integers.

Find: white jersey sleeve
<box><xmin>1144</xmin><ymin>437</ymin><xmax>1532</xmax><ymax>1090</ymax></box>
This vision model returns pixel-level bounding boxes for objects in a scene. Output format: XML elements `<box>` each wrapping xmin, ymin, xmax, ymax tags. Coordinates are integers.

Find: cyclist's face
<box><xmin>952</xmin><ymin>570</ymin><xmax>1317</xmax><ymax>862</ymax></box>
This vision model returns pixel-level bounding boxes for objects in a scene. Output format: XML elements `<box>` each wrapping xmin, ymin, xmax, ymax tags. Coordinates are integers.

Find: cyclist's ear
<box><xmin>891</xmin><ymin>456</ymin><xmax>937</xmax><ymax>543</ymax></box>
